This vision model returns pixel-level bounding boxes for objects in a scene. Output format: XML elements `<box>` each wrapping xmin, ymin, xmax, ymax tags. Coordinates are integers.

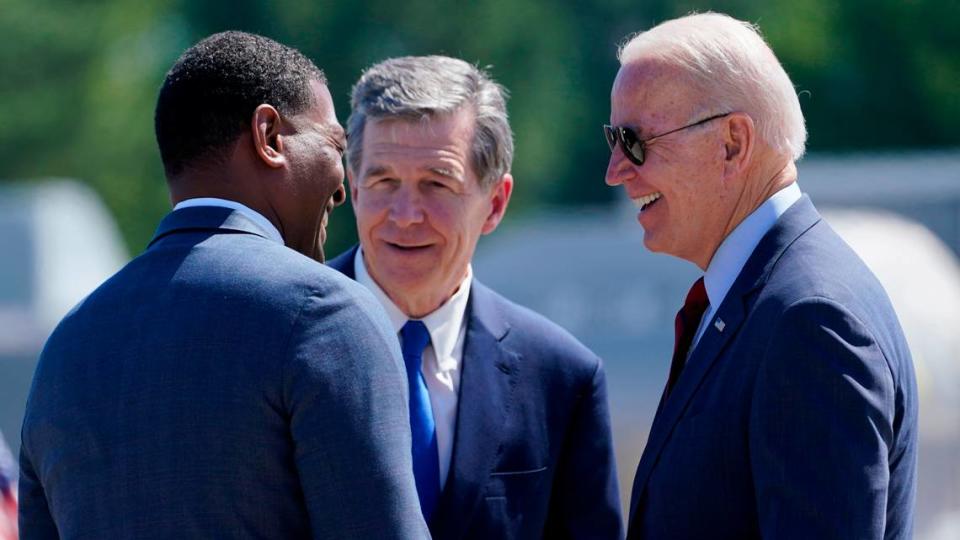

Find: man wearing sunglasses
<box><xmin>606</xmin><ymin>13</ymin><xmax>918</xmax><ymax>540</ymax></box>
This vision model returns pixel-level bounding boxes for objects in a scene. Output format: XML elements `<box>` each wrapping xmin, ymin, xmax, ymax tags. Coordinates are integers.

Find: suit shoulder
<box><xmin>764</xmin><ymin>220</ymin><xmax>891</xmax><ymax>308</ymax></box>
<box><xmin>58</xmin><ymin>236</ymin><xmax>379</xmax><ymax>338</ymax></box>
<box><xmin>477</xmin><ymin>283</ymin><xmax>601</xmax><ymax>376</ymax></box>
<box><xmin>204</xmin><ymin>236</ymin><xmax>373</xmax><ymax>301</ymax></box>
<box><xmin>757</xmin><ymin>219</ymin><xmax>912</xmax><ymax>374</ymax></box>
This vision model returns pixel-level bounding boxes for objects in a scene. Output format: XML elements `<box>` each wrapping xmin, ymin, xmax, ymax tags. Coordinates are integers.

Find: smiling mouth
<box><xmin>632</xmin><ymin>192</ymin><xmax>662</xmax><ymax>212</ymax></box>
<box><xmin>385</xmin><ymin>241</ymin><xmax>432</xmax><ymax>251</ymax></box>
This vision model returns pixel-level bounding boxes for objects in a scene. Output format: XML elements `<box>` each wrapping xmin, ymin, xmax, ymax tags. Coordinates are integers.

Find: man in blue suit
<box><xmin>604</xmin><ymin>13</ymin><xmax>918</xmax><ymax>540</ymax></box>
<box><xmin>327</xmin><ymin>55</ymin><xmax>623</xmax><ymax>539</ymax></box>
<box><xmin>19</xmin><ymin>32</ymin><xmax>428</xmax><ymax>539</ymax></box>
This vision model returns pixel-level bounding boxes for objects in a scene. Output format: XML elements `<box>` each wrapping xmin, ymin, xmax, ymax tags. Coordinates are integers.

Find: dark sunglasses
<box><xmin>603</xmin><ymin>112</ymin><xmax>732</xmax><ymax>166</ymax></box>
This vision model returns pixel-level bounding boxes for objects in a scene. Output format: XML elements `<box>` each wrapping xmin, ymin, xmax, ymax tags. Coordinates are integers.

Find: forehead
<box><xmin>360</xmin><ymin>108</ymin><xmax>475</xmax><ymax>173</ymax></box>
<box><xmin>611</xmin><ymin>60</ymin><xmax>699</xmax><ymax>132</ymax></box>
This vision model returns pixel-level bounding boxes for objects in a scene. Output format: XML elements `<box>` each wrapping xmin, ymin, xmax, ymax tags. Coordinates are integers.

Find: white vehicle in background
<box><xmin>0</xmin><ymin>180</ymin><xmax>128</xmax><ymax>458</ymax></box>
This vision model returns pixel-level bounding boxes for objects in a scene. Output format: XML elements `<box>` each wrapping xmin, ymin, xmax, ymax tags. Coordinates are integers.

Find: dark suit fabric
<box><xmin>329</xmin><ymin>246</ymin><xmax>624</xmax><ymax>540</ymax></box>
<box><xmin>19</xmin><ymin>207</ymin><xmax>429</xmax><ymax>539</ymax></box>
<box><xmin>627</xmin><ymin>197</ymin><xmax>918</xmax><ymax>540</ymax></box>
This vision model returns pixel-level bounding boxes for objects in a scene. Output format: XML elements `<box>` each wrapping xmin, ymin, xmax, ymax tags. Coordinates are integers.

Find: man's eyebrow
<box><xmin>363</xmin><ymin>164</ymin><xmax>391</xmax><ymax>177</ymax></box>
<box><xmin>428</xmin><ymin>166</ymin><xmax>460</xmax><ymax>180</ymax></box>
<box><xmin>361</xmin><ymin>164</ymin><xmax>461</xmax><ymax>180</ymax></box>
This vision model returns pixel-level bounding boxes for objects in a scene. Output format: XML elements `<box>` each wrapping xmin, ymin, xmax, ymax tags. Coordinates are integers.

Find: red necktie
<box><xmin>665</xmin><ymin>277</ymin><xmax>709</xmax><ymax>397</ymax></box>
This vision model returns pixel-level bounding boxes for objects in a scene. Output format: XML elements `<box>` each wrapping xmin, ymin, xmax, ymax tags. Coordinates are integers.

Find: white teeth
<box><xmin>632</xmin><ymin>192</ymin><xmax>662</xmax><ymax>208</ymax></box>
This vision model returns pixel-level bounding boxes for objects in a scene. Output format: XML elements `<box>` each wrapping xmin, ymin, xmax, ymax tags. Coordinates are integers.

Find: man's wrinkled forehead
<box><xmin>366</xmin><ymin>114</ymin><xmax>445</xmax><ymax>141</ymax></box>
<box><xmin>359</xmin><ymin>111</ymin><xmax>473</xmax><ymax>174</ymax></box>
<box><xmin>613</xmin><ymin>57</ymin><xmax>689</xmax><ymax>99</ymax></box>
<box><xmin>612</xmin><ymin>60</ymin><xmax>700</xmax><ymax>127</ymax></box>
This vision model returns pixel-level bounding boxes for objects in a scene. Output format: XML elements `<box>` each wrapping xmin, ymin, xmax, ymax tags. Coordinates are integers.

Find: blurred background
<box><xmin>1</xmin><ymin>0</ymin><xmax>957</xmax><ymax>538</ymax></box>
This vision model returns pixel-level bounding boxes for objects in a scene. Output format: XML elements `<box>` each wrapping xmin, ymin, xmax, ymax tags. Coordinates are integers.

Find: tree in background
<box><xmin>1</xmin><ymin>0</ymin><xmax>957</xmax><ymax>254</ymax></box>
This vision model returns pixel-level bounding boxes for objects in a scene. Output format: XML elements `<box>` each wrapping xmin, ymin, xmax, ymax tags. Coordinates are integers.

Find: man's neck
<box><xmin>169</xmin><ymin>175</ymin><xmax>282</xmax><ymax>235</ymax></box>
<box><xmin>360</xmin><ymin>253</ymin><xmax>469</xmax><ymax>319</ymax></box>
<box><xmin>697</xmin><ymin>160</ymin><xmax>797</xmax><ymax>270</ymax></box>
<box><xmin>385</xmin><ymin>281</ymin><xmax>466</xmax><ymax>320</ymax></box>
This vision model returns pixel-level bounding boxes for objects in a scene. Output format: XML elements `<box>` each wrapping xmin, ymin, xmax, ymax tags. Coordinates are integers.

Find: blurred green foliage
<box><xmin>1</xmin><ymin>0</ymin><xmax>958</xmax><ymax>255</ymax></box>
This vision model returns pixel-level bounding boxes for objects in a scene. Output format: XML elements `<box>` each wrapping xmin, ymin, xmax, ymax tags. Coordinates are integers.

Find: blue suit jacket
<box><xmin>329</xmin><ymin>246</ymin><xmax>624</xmax><ymax>539</ymax></box>
<box><xmin>627</xmin><ymin>197</ymin><xmax>918</xmax><ymax>539</ymax></box>
<box><xmin>19</xmin><ymin>207</ymin><xmax>429</xmax><ymax>539</ymax></box>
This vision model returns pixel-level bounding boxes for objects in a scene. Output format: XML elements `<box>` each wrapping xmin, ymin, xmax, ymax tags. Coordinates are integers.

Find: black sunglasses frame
<box><xmin>604</xmin><ymin>112</ymin><xmax>732</xmax><ymax>166</ymax></box>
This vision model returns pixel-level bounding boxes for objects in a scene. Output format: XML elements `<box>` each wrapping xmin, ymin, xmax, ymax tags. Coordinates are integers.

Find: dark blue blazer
<box><xmin>19</xmin><ymin>207</ymin><xmax>429</xmax><ymax>539</ymax></box>
<box><xmin>329</xmin><ymin>246</ymin><xmax>624</xmax><ymax>539</ymax></box>
<box><xmin>627</xmin><ymin>197</ymin><xmax>918</xmax><ymax>539</ymax></box>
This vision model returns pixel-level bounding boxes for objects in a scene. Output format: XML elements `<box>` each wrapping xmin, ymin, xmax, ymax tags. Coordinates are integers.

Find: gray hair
<box><xmin>618</xmin><ymin>12</ymin><xmax>807</xmax><ymax>161</ymax></box>
<box><xmin>347</xmin><ymin>55</ymin><xmax>514</xmax><ymax>189</ymax></box>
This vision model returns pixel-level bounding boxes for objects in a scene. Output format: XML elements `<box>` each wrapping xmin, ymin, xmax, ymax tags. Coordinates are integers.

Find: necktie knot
<box><xmin>680</xmin><ymin>277</ymin><xmax>709</xmax><ymax>326</ymax></box>
<box><xmin>400</xmin><ymin>320</ymin><xmax>431</xmax><ymax>371</ymax></box>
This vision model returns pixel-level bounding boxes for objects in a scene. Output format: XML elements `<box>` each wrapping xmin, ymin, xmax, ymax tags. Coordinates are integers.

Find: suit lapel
<box><xmin>431</xmin><ymin>282</ymin><xmax>518</xmax><ymax>539</ymax></box>
<box><xmin>628</xmin><ymin>286</ymin><xmax>748</xmax><ymax>525</ymax></box>
<box><xmin>325</xmin><ymin>245</ymin><xmax>359</xmax><ymax>279</ymax></box>
<box><xmin>628</xmin><ymin>196</ymin><xmax>823</xmax><ymax>525</ymax></box>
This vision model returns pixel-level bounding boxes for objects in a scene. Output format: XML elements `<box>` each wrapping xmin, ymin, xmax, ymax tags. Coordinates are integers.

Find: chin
<box><xmin>642</xmin><ymin>234</ymin><xmax>664</xmax><ymax>254</ymax></box>
<box><xmin>379</xmin><ymin>267</ymin><xmax>431</xmax><ymax>291</ymax></box>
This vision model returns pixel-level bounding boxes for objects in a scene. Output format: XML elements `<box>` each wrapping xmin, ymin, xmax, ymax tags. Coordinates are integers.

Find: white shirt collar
<box><xmin>703</xmin><ymin>182</ymin><xmax>802</xmax><ymax>309</ymax></box>
<box><xmin>173</xmin><ymin>197</ymin><xmax>284</xmax><ymax>245</ymax></box>
<box><xmin>354</xmin><ymin>247</ymin><xmax>472</xmax><ymax>372</ymax></box>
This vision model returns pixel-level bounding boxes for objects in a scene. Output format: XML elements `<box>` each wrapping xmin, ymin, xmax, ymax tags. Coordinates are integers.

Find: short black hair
<box><xmin>155</xmin><ymin>31</ymin><xmax>325</xmax><ymax>178</ymax></box>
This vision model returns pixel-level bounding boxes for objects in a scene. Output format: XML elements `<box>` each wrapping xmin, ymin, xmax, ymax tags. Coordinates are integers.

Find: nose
<box><xmin>605</xmin><ymin>147</ymin><xmax>632</xmax><ymax>187</ymax></box>
<box><xmin>387</xmin><ymin>186</ymin><xmax>425</xmax><ymax>227</ymax></box>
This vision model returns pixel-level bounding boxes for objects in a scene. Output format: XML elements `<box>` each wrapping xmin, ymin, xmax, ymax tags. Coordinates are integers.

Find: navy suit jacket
<box><xmin>627</xmin><ymin>197</ymin><xmax>918</xmax><ymax>539</ymax></box>
<box><xmin>329</xmin><ymin>246</ymin><xmax>624</xmax><ymax>539</ymax></box>
<box><xmin>19</xmin><ymin>207</ymin><xmax>429</xmax><ymax>539</ymax></box>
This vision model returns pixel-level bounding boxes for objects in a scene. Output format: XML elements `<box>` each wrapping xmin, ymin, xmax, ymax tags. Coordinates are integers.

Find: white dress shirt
<box><xmin>691</xmin><ymin>182</ymin><xmax>803</xmax><ymax>350</ymax></box>
<box><xmin>173</xmin><ymin>197</ymin><xmax>284</xmax><ymax>245</ymax></box>
<box><xmin>354</xmin><ymin>248</ymin><xmax>470</xmax><ymax>490</ymax></box>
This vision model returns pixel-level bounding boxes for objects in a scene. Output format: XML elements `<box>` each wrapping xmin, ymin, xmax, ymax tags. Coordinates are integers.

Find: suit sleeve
<box><xmin>18</xmin><ymin>442</ymin><xmax>59</xmax><ymax>539</ymax></box>
<box><xmin>749</xmin><ymin>297</ymin><xmax>896</xmax><ymax>540</ymax></box>
<box><xmin>283</xmin><ymin>287</ymin><xmax>429</xmax><ymax>539</ymax></box>
<box><xmin>544</xmin><ymin>357</ymin><xmax>624</xmax><ymax>540</ymax></box>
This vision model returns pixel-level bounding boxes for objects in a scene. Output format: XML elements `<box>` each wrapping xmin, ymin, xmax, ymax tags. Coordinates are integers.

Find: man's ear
<box><xmin>722</xmin><ymin>113</ymin><xmax>754</xmax><ymax>179</ymax></box>
<box><xmin>481</xmin><ymin>173</ymin><xmax>514</xmax><ymax>235</ymax></box>
<box><xmin>252</xmin><ymin>104</ymin><xmax>286</xmax><ymax>169</ymax></box>
<box><xmin>346</xmin><ymin>166</ymin><xmax>359</xmax><ymax>203</ymax></box>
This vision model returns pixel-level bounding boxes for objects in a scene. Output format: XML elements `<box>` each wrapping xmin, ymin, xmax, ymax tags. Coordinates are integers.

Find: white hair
<box><xmin>618</xmin><ymin>12</ymin><xmax>807</xmax><ymax>161</ymax></box>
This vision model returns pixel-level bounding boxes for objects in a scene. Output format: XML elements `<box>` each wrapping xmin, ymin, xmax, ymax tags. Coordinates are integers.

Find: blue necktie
<box><xmin>400</xmin><ymin>320</ymin><xmax>440</xmax><ymax>522</ymax></box>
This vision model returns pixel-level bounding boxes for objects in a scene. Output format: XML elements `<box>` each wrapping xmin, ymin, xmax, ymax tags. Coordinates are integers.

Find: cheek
<box><xmin>353</xmin><ymin>192</ymin><xmax>386</xmax><ymax>233</ymax></box>
<box><xmin>665</xmin><ymin>163</ymin><xmax>705</xmax><ymax>200</ymax></box>
<box><xmin>419</xmin><ymin>192</ymin><xmax>460</xmax><ymax>225</ymax></box>
<box><xmin>359</xmin><ymin>186</ymin><xmax>396</xmax><ymax>208</ymax></box>
<box><xmin>442</xmin><ymin>202</ymin><xmax>488</xmax><ymax>250</ymax></box>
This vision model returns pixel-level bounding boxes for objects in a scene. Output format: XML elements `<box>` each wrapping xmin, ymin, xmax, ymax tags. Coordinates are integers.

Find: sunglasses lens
<box><xmin>604</xmin><ymin>125</ymin><xmax>645</xmax><ymax>165</ymax></box>
<box><xmin>603</xmin><ymin>126</ymin><xmax>617</xmax><ymax>151</ymax></box>
<box><xmin>621</xmin><ymin>128</ymin><xmax>644</xmax><ymax>165</ymax></box>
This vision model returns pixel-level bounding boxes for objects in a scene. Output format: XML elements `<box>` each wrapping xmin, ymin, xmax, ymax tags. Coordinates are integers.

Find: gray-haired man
<box><xmin>327</xmin><ymin>55</ymin><xmax>623</xmax><ymax>539</ymax></box>
<box><xmin>606</xmin><ymin>13</ymin><xmax>917</xmax><ymax>540</ymax></box>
